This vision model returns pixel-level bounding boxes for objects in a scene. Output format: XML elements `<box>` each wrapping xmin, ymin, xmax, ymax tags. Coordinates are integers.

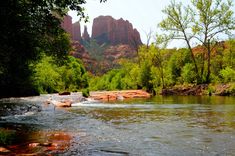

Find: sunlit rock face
<box><xmin>61</xmin><ymin>15</ymin><xmax>142</xmax><ymax>74</ymax></box>
<box><xmin>61</xmin><ymin>16</ymin><xmax>82</xmax><ymax>41</ymax></box>
<box><xmin>61</xmin><ymin>15</ymin><xmax>142</xmax><ymax>48</ymax></box>
<box><xmin>91</xmin><ymin>16</ymin><xmax>142</xmax><ymax>47</ymax></box>
<box><xmin>72</xmin><ymin>21</ymin><xmax>82</xmax><ymax>41</ymax></box>
<box><xmin>61</xmin><ymin>15</ymin><xmax>73</xmax><ymax>37</ymax></box>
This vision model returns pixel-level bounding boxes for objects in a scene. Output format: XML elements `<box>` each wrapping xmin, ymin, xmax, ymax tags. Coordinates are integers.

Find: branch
<box><xmin>208</xmin><ymin>28</ymin><xmax>230</xmax><ymax>40</ymax></box>
<box><xmin>192</xmin><ymin>35</ymin><xmax>205</xmax><ymax>45</ymax></box>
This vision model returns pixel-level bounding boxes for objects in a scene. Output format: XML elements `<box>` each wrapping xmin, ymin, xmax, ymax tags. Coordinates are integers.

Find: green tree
<box><xmin>33</xmin><ymin>55</ymin><xmax>61</xmax><ymax>93</ymax></box>
<box><xmin>0</xmin><ymin>0</ymin><xmax>106</xmax><ymax>97</ymax></box>
<box><xmin>159</xmin><ymin>0</ymin><xmax>235</xmax><ymax>83</ymax></box>
<box><xmin>181</xmin><ymin>63</ymin><xmax>197</xmax><ymax>83</ymax></box>
<box><xmin>224</xmin><ymin>40</ymin><xmax>235</xmax><ymax>68</ymax></box>
<box><xmin>33</xmin><ymin>55</ymin><xmax>88</xmax><ymax>93</ymax></box>
<box><xmin>58</xmin><ymin>56</ymin><xmax>88</xmax><ymax>91</ymax></box>
<box><xmin>138</xmin><ymin>44</ymin><xmax>170</xmax><ymax>91</ymax></box>
<box><xmin>168</xmin><ymin>48</ymin><xmax>191</xmax><ymax>84</ymax></box>
<box><xmin>219</xmin><ymin>67</ymin><xmax>235</xmax><ymax>83</ymax></box>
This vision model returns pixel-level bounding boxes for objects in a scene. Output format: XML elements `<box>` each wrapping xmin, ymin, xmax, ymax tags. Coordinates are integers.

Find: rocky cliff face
<box><xmin>69</xmin><ymin>41</ymin><xmax>95</xmax><ymax>71</ymax></box>
<box><xmin>62</xmin><ymin>15</ymin><xmax>142</xmax><ymax>74</ymax></box>
<box><xmin>61</xmin><ymin>15</ymin><xmax>73</xmax><ymax>37</ymax></box>
<box><xmin>61</xmin><ymin>15</ymin><xmax>142</xmax><ymax>48</ymax></box>
<box><xmin>91</xmin><ymin>16</ymin><xmax>142</xmax><ymax>47</ymax></box>
<box><xmin>72</xmin><ymin>22</ymin><xmax>81</xmax><ymax>41</ymax></box>
<box><xmin>82</xmin><ymin>26</ymin><xmax>90</xmax><ymax>42</ymax></box>
<box><xmin>104</xmin><ymin>44</ymin><xmax>136</xmax><ymax>60</ymax></box>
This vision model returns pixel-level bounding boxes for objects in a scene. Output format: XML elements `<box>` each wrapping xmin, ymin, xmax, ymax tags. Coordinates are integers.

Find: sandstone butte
<box><xmin>61</xmin><ymin>15</ymin><xmax>142</xmax><ymax>48</ymax></box>
<box><xmin>92</xmin><ymin>15</ymin><xmax>142</xmax><ymax>47</ymax></box>
<box><xmin>61</xmin><ymin>15</ymin><xmax>72</xmax><ymax>37</ymax></box>
<box><xmin>90</xmin><ymin>90</ymin><xmax>151</xmax><ymax>102</ymax></box>
<box><xmin>72</xmin><ymin>21</ymin><xmax>82</xmax><ymax>41</ymax></box>
<box><xmin>61</xmin><ymin>15</ymin><xmax>142</xmax><ymax>73</ymax></box>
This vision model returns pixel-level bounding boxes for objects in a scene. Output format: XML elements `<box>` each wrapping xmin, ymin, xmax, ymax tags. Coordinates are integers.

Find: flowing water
<box><xmin>0</xmin><ymin>94</ymin><xmax>235</xmax><ymax>155</ymax></box>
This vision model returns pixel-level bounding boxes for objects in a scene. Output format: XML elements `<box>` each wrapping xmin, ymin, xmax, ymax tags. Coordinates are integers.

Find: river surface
<box><xmin>0</xmin><ymin>94</ymin><xmax>235</xmax><ymax>155</ymax></box>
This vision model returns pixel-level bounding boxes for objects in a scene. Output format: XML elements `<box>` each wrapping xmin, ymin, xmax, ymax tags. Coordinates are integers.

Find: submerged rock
<box><xmin>0</xmin><ymin>147</ymin><xmax>11</xmax><ymax>153</ymax></box>
<box><xmin>50</xmin><ymin>99</ymin><xmax>72</xmax><ymax>107</ymax></box>
<box><xmin>0</xmin><ymin>99</ymin><xmax>41</xmax><ymax>117</ymax></box>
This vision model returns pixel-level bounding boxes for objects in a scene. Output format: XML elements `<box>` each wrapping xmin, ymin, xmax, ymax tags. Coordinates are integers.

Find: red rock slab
<box><xmin>90</xmin><ymin>90</ymin><xmax>150</xmax><ymax>101</ymax></box>
<box><xmin>6</xmin><ymin>131</ymin><xmax>73</xmax><ymax>155</ymax></box>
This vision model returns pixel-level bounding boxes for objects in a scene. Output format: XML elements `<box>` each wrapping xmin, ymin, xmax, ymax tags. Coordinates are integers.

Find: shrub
<box><xmin>219</xmin><ymin>67</ymin><xmax>235</xmax><ymax>83</ymax></box>
<box><xmin>82</xmin><ymin>88</ymin><xmax>90</xmax><ymax>98</ymax></box>
<box><xmin>181</xmin><ymin>63</ymin><xmax>197</xmax><ymax>83</ymax></box>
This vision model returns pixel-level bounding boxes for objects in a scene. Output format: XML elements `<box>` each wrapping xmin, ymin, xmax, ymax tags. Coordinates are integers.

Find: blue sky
<box><xmin>69</xmin><ymin>0</ymin><xmax>235</xmax><ymax>47</ymax></box>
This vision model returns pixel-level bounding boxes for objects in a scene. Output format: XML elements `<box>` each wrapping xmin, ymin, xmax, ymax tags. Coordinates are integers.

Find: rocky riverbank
<box><xmin>161</xmin><ymin>83</ymin><xmax>235</xmax><ymax>96</ymax></box>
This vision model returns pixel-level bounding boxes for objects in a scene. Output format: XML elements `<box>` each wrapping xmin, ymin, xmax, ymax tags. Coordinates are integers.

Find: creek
<box><xmin>0</xmin><ymin>94</ymin><xmax>235</xmax><ymax>155</ymax></box>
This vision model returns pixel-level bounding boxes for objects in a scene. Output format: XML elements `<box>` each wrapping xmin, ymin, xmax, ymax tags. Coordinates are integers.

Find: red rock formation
<box><xmin>82</xmin><ymin>26</ymin><xmax>90</xmax><ymax>42</ymax></box>
<box><xmin>70</xmin><ymin>41</ymin><xmax>89</xmax><ymax>59</ymax></box>
<box><xmin>61</xmin><ymin>15</ymin><xmax>72</xmax><ymax>37</ymax></box>
<box><xmin>90</xmin><ymin>90</ymin><xmax>151</xmax><ymax>102</ymax></box>
<box><xmin>91</xmin><ymin>16</ymin><xmax>142</xmax><ymax>47</ymax></box>
<box><xmin>104</xmin><ymin>44</ymin><xmax>136</xmax><ymax>60</ymax></box>
<box><xmin>72</xmin><ymin>21</ymin><xmax>82</xmax><ymax>41</ymax></box>
<box><xmin>69</xmin><ymin>41</ymin><xmax>95</xmax><ymax>71</ymax></box>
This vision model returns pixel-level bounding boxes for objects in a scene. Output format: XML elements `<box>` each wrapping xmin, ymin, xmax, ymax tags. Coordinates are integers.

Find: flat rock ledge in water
<box><xmin>89</xmin><ymin>90</ymin><xmax>151</xmax><ymax>101</ymax></box>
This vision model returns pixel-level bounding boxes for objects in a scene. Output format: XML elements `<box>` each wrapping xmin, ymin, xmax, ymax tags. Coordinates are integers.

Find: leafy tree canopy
<box><xmin>0</xmin><ymin>0</ymin><xmax>105</xmax><ymax>97</ymax></box>
<box><xmin>159</xmin><ymin>0</ymin><xmax>235</xmax><ymax>83</ymax></box>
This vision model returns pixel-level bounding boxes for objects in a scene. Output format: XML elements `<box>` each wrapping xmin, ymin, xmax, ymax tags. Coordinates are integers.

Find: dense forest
<box><xmin>0</xmin><ymin>0</ymin><xmax>234</xmax><ymax>97</ymax></box>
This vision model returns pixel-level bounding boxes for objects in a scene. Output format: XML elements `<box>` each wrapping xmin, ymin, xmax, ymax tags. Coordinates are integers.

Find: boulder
<box><xmin>50</xmin><ymin>99</ymin><xmax>72</xmax><ymax>107</ymax></box>
<box><xmin>0</xmin><ymin>147</ymin><xmax>11</xmax><ymax>153</ymax></box>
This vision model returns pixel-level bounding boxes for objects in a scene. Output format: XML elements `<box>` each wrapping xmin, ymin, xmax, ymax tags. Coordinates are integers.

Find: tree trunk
<box><xmin>206</xmin><ymin>46</ymin><xmax>211</xmax><ymax>83</ymax></box>
<box><xmin>186</xmin><ymin>40</ymin><xmax>201</xmax><ymax>83</ymax></box>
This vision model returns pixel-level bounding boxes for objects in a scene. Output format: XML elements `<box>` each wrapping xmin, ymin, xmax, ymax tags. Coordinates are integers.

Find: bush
<box><xmin>219</xmin><ymin>67</ymin><xmax>235</xmax><ymax>83</ymax></box>
<box><xmin>181</xmin><ymin>63</ymin><xmax>197</xmax><ymax>83</ymax></box>
<box><xmin>33</xmin><ymin>55</ymin><xmax>88</xmax><ymax>94</ymax></box>
<box><xmin>82</xmin><ymin>88</ymin><xmax>90</xmax><ymax>97</ymax></box>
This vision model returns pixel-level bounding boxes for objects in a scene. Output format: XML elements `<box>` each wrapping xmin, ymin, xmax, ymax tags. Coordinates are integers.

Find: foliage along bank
<box><xmin>32</xmin><ymin>55</ymin><xmax>88</xmax><ymax>94</ymax></box>
<box><xmin>89</xmin><ymin>0</ymin><xmax>235</xmax><ymax>96</ymax></box>
<box><xmin>89</xmin><ymin>40</ymin><xmax>235</xmax><ymax>95</ymax></box>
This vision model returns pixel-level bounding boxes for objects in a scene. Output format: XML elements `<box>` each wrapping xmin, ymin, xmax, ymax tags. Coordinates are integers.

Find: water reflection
<box><xmin>70</xmin><ymin>97</ymin><xmax>235</xmax><ymax>131</ymax></box>
<box><xmin>0</xmin><ymin>122</ymin><xmax>75</xmax><ymax>155</ymax></box>
<box><xmin>69</xmin><ymin>96</ymin><xmax>235</xmax><ymax>155</ymax></box>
